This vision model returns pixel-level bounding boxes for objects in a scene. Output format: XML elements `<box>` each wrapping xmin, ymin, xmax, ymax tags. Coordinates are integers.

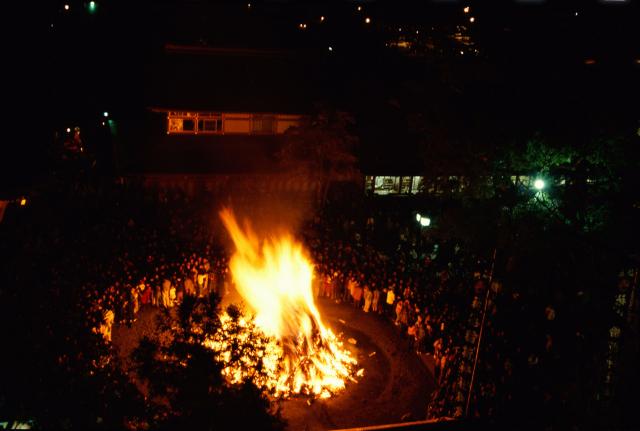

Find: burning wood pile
<box><xmin>204</xmin><ymin>209</ymin><xmax>358</xmax><ymax>399</ymax></box>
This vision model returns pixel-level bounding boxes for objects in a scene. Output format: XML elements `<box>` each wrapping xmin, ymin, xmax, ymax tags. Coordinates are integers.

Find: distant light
<box><xmin>88</xmin><ymin>1</ymin><xmax>97</xmax><ymax>13</ymax></box>
<box><xmin>464</xmin><ymin>6</ymin><xmax>470</xmax><ymax>13</ymax></box>
<box><xmin>66</xmin><ymin>127</ymin><xmax>71</xmax><ymax>133</ymax></box>
<box><xmin>299</xmin><ymin>23</ymin><xmax>307</xmax><ymax>29</ymax></box>
<box><xmin>416</xmin><ymin>30</ymin><xmax>419</xmax><ymax>34</ymax></box>
<box><xmin>247</xmin><ymin>3</ymin><xmax>251</xmax><ymax>8</ymax></box>
<box><xmin>534</xmin><ymin>179</ymin><xmax>545</xmax><ymax>191</ymax></box>
<box><xmin>103</xmin><ymin>111</ymin><xmax>109</xmax><ymax>117</ymax></box>
<box><xmin>398</xmin><ymin>27</ymin><xmax>402</xmax><ymax>32</ymax></box>
<box><xmin>416</xmin><ymin>213</ymin><xmax>422</xmax><ymax>222</ymax></box>
<box><xmin>469</xmin><ymin>16</ymin><xmax>475</xmax><ymax>23</ymax></box>
<box><xmin>584</xmin><ymin>58</ymin><xmax>596</xmax><ymax>65</ymax></box>
<box><xmin>328</xmin><ymin>46</ymin><xmax>333</xmax><ymax>51</ymax></box>
<box><xmin>365</xmin><ymin>17</ymin><xmax>371</xmax><ymax>24</ymax></box>
<box><xmin>102</xmin><ymin>121</ymin><xmax>106</xmax><ymax>126</ymax></box>
<box><xmin>320</xmin><ymin>16</ymin><xmax>325</xmax><ymax>22</ymax></box>
<box><xmin>460</xmin><ymin>50</ymin><xmax>464</xmax><ymax>55</ymax></box>
<box><xmin>64</xmin><ymin>4</ymin><xmax>69</xmax><ymax>11</ymax></box>
<box><xmin>357</xmin><ymin>5</ymin><xmax>362</xmax><ymax>11</ymax></box>
<box><xmin>20</xmin><ymin>198</ymin><xmax>27</xmax><ymax>206</ymax></box>
<box><xmin>420</xmin><ymin>217</ymin><xmax>431</xmax><ymax>227</ymax></box>
<box><xmin>575</xmin><ymin>11</ymin><xmax>579</xmax><ymax>16</ymax></box>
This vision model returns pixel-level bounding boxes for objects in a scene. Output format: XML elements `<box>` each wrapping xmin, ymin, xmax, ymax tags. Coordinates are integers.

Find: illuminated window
<box><xmin>400</xmin><ymin>176</ymin><xmax>412</xmax><ymax>194</ymax></box>
<box><xmin>411</xmin><ymin>176</ymin><xmax>424</xmax><ymax>194</ymax></box>
<box><xmin>168</xmin><ymin>118</ymin><xmax>185</xmax><ymax>133</ymax></box>
<box><xmin>373</xmin><ymin>176</ymin><xmax>400</xmax><ymax>195</ymax></box>
<box><xmin>168</xmin><ymin>112</ymin><xmax>223</xmax><ymax>134</ymax></box>
<box><xmin>165</xmin><ymin>112</ymin><xmax>299</xmax><ymax>135</ymax></box>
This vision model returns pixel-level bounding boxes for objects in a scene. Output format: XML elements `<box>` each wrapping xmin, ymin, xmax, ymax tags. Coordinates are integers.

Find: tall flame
<box><xmin>219</xmin><ymin>208</ymin><xmax>357</xmax><ymax>398</ymax></box>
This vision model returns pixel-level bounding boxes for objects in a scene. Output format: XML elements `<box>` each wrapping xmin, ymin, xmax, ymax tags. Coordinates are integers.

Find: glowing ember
<box><xmin>216</xmin><ymin>208</ymin><xmax>357</xmax><ymax>398</ymax></box>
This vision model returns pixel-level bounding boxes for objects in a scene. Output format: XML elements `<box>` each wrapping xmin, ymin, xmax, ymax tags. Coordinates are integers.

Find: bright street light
<box><xmin>416</xmin><ymin>213</ymin><xmax>422</xmax><ymax>222</ymax></box>
<box><xmin>420</xmin><ymin>217</ymin><xmax>431</xmax><ymax>227</ymax></box>
<box><xmin>534</xmin><ymin>179</ymin><xmax>545</xmax><ymax>191</ymax></box>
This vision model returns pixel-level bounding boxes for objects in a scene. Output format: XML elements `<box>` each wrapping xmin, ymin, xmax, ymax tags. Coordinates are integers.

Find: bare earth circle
<box><xmin>280</xmin><ymin>299</ymin><xmax>434</xmax><ymax>430</ymax></box>
<box><xmin>112</xmin><ymin>298</ymin><xmax>434</xmax><ymax>431</ymax></box>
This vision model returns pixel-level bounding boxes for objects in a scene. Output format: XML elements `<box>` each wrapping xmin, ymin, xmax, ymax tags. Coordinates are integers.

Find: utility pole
<box><xmin>465</xmin><ymin>247</ymin><xmax>497</xmax><ymax>418</ymax></box>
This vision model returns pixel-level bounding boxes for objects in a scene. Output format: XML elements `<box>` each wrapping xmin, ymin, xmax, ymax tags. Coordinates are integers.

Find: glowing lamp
<box><xmin>103</xmin><ymin>111</ymin><xmax>109</xmax><ymax>117</ymax></box>
<box><xmin>420</xmin><ymin>217</ymin><xmax>431</xmax><ymax>227</ymax></box>
<box><xmin>365</xmin><ymin>17</ymin><xmax>371</xmax><ymax>24</ymax></box>
<box><xmin>20</xmin><ymin>198</ymin><xmax>27</xmax><ymax>206</ymax></box>
<box><xmin>469</xmin><ymin>17</ymin><xmax>475</xmax><ymax>23</ymax></box>
<box><xmin>464</xmin><ymin>6</ymin><xmax>470</xmax><ymax>13</ymax></box>
<box><xmin>534</xmin><ymin>179</ymin><xmax>545</xmax><ymax>191</ymax></box>
<box><xmin>416</xmin><ymin>213</ymin><xmax>422</xmax><ymax>222</ymax></box>
<box><xmin>64</xmin><ymin>4</ymin><xmax>69</xmax><ymax>11</ymax></box>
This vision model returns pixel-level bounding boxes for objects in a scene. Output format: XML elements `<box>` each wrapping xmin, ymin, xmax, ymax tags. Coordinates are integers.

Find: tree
<box><xmin>0</xmin><ymin>190</ymin><xmax>145</xmax><ymax>430</ymax></box>
<box><xmin>278</xmin><ymin>108</ymin><xmax>359</xmax><ymax>203</ymax></box>
<box><xmin>131</xmin><ymin>295</ymin><xmax>285</xmax><ymax>430</ymax></box>
<box><xmin>428</xmin><ymin>130</ymin><xmax>640</xmax><ymax>428</ymax></box>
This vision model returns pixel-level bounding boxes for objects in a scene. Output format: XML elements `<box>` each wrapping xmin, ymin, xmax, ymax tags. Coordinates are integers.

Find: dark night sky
<box><xmin>4</xmin><ymin>0</ymin><xmax>638</xmax><ymax>190</ymax></box>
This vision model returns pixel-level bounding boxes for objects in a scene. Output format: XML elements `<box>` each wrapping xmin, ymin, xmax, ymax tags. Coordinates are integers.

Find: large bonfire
<box><xmin>208</xmin><ymin>208</ymin><xmax>357</xmax><ymax>399</ymax></box>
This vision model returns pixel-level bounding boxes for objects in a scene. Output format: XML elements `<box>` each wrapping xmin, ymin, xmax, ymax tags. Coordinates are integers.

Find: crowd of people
<box><xmin>300</xmin><ymin>202</ymin><xmax>496</xmax><ymax>418</ymax></box>
<box><xmin>27</xmin><ymin>177</ymin><xmax>608</xmax><ymax>426</ymax></box>
<box><xmin>83</xmin><ymin>187</ymin><xmax>579</xmax><ymax>423</ymax></box>
<box><xmin>313</xmin><ymin>197</ymin><xmax>636</xmax><ymax>428</ymax></box>
<box><xmin>73</xmin><ymin>184</ymin><xmax>492</xmax><ymax>419</ymax></box>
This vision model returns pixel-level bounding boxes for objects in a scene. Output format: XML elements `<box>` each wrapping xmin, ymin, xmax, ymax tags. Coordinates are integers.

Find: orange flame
<box><xmin>219</xmin><ymin>208</ymin><xmax>357</xmax><ymax>398</ymax></box>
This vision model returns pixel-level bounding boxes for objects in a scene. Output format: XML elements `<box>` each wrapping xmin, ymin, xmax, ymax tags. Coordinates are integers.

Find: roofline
<box><xmin>148</xmin><ymin>107</ymin><xmax>306</xmax><ymax>116</ymax></box>
<box><xmin>164</xmin><ymin>44</ymin><xmax>295</xmax><ymax>58</ymax></box>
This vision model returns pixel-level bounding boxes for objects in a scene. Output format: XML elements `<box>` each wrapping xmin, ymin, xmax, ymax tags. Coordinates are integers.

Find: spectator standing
<box><xmin>363</xmin><ymin>284</ymin><xmax>373</xmax><ymax>313</ymax></box>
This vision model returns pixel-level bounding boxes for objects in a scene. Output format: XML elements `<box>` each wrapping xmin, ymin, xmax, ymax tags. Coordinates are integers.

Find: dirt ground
<box><xmin>112</xmin><ymin>298</ymin><xmax>435</xmax><ymax>430</ymax></box>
